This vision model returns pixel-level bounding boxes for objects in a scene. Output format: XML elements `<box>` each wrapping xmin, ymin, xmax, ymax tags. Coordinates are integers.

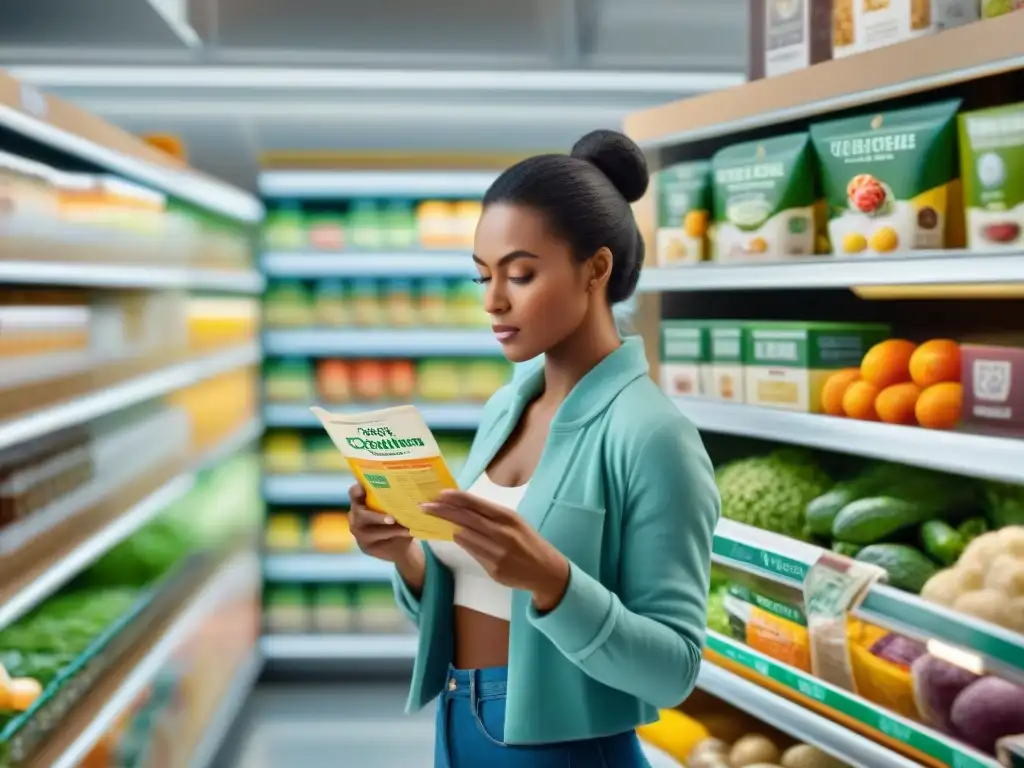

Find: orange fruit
<box><xmin>909</xmin><ymin>339</ymin><xmax>961</xmax><ymax>388</ymax></box>
<box><xmin>875</xmin><ymin>382</ymin><xmax>923</xmax><ymax>425</ymax></box>
<box><xmin>860</xmin><ymin>339</ymin><xmax>917</xmax><ymax>389</ymax></box>
<box><xmin>842</xmin><ymin>380</ymin><xmax>881</xmax><ymax>421</ymax></box>
<box><xmin>915</xmin><ymin>382</ymin><xmax>963</xmax><ymax>430</ymax></box>
<box><xmin>821</xmin><ymin>368</ymin><xmax>862</xmax><ymax>416</ymax></box>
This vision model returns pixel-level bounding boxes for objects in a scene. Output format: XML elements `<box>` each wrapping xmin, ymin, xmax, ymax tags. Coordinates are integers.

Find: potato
<box><xmin>729</xmin><ymin>734</ymin><xmax>781</xmax><ymax>767</ymax></box>
<box><xmin>781</xmin><ymin>743</ymin><xmax>849</xmax><ymax>768</ymax></box>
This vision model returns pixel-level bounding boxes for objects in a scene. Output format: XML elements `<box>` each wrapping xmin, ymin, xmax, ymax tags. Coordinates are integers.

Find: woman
<box><xmin>348</xmin><ymin>129</ymin><xmax>720</xmax><ymax>767</ymax></box>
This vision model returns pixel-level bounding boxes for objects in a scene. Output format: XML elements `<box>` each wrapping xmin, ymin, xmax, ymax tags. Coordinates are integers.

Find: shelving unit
<box><xmin>626</xmin><ymin>16</ymin><xmax>1024</xmax><ymax>768</ymax></box>
<box><xmin>0</xmin><ymin>67</ymin><xmax>265</xmax><ymax>767</ymax></box>
<box><xmin>257</xmin><ymin>163</ymin><xmax>510</xmax><ymax>667</ymax></box>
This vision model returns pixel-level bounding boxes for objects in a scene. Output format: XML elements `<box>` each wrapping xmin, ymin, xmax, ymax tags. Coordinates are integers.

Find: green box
<box><xmin>742</xmin><ymin>321</ymin><xmax>890</xmax><ymax>413</ymax></box>
<box><xmin>707</xmin><ymin>321</ymin><xmax>745</xmax><ymax>402</ymax></box>
<box><xmin>655</xmin><ymin>161</ymin><xmax>712</xmax><ymax>265</ymax></box>
<box><xmin>659</xmin><ymin>320</ymin><xmax>709</xmax><ymax>397</ymax></box>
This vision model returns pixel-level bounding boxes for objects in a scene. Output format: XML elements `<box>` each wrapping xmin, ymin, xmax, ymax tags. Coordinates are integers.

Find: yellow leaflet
<box><xmin>310</xmin><ymin>405</ymin><xmax>459</xmax><ymax>541</ymax></box>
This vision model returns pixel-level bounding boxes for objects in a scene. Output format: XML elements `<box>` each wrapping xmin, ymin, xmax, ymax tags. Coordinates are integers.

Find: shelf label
<box><xmin>713</xmin><ymin>536</ymin><xmax>809</xmax><ymax>583</ymax></box>
<box><xmin>706</xmin><ymin>634</ymin><xmax>994</xmax><ymax>768</ymax></box>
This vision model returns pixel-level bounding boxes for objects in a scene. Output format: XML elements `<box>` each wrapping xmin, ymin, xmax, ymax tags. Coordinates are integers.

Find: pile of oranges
<box><xmin>821</xmin><ymin>338</ymin><xmax>962</xmax><ymax>429</ymax></box>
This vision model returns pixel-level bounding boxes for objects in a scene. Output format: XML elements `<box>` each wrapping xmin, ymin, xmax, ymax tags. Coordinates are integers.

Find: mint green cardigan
<box><xmin>392</xmin><ymin>336</ymin><xmax>720</xmax><ymax>745</ymax></box>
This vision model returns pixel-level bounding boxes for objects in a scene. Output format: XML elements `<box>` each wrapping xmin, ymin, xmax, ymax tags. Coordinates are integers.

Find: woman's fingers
<box><xmin>421</xmin><ymin>501</ymin><xmax>492</xmax><ymax>533</ymax></box>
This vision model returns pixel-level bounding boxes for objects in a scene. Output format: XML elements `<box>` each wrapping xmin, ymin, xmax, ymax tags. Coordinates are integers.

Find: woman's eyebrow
<box><xmin>472</xmin><ymin>250</ymin><xmax>541</xmax><ymax>266</ymax></box>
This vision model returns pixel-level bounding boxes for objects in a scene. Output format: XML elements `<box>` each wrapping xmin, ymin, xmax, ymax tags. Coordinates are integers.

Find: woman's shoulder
<box><xmin>607</xmin><ymin>375</ymin><xmax>700</xmax><ymax>442</ymax></box>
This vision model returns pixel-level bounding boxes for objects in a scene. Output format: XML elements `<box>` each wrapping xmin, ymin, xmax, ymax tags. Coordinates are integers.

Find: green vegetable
<box><xmin>715</xmin><ymin>448</ymin><xmax>831</xmax><ymax>540</ymax></box>
<box><xmin>920</xmin><ymin>520</ymin><xmax>965</xmax><ymax>566</ymax></box>
<box><xmin>706</xmin><ymin>587</ymin><xmax>730</xmax><ymax>636</ymax></box>
<box><xmin>832</xmin><ymin>496</ymin><xmax>936</xmax><ymax>544</ymax></box>
<box><xmin>957</xmin><ymin>516</ymin><xmax>989</xmax><ymax>545</ymax></box>
<box><xmin>831</xmin><ymin>541</ymin><xmax>864</xmax><ymax>558</ymax></box>
<box><xmin>982</xmin><ymin>481</ymin><xmax>1024</xmax><ymax>529</ymax></box>
<box><xmin>807</xmin><ymin>487</ymin><xmax>860</xmax><ymax>537</ymax></box>
<box><xmin>856</xmin><ymin>544</ymin><xmax>939</xmax><ymax>594</ymax></box>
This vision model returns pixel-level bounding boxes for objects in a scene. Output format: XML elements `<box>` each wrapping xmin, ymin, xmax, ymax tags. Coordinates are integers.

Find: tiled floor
<box><xmin>231</xmin><ymin>682</ymin><xmax>681</xmax><ymax>767</ymax></box>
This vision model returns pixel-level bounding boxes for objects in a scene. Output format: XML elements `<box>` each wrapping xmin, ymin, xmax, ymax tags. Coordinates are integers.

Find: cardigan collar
<box><xmin>507</xmin><ymin>335</ymin><xmax>649</xmax><ymax>432</ymax></box>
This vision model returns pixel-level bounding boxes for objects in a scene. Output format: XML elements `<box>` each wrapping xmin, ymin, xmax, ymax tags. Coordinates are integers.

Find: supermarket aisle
<box><xmin>232</xmin><ymin>681</ymin><xmax>436</xmax><ymax>767</ymax></box>
<box><xmin>229</xmin><ymin>682</ymin><xmax>681</xmax><ymax>767</ymax></box>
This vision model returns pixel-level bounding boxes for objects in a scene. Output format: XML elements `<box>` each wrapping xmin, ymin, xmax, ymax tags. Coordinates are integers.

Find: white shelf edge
<box><xmin>0</xmin><ymin>418</ymin><xmax>262</xmax><ymax>631</ymax></box>
<box><xmin>0</xmin><ymin>260</ymin><xmax>265</xmax><ymax>293</ymax></box>
<box><xmin>262</xmin><ymin>402</ymin><xmax>483</xmax><ymax>430</ymax></box>
<box><xmin>674</xmin><ymin>398</ymin><xmax>1024</xmax><ymax>484</ymax></box>
<box><xmin>260</xmin><ymin>633</ymin><xmax>417</xmax><ymax>661</ymax></box>
<box><xmin>0</xmin><ymin>342</ymin><xmax>261</xmax><ymax>453</ymax></box>
<box><xmin>261</xmin><ymin>329</ymin><xmax>499</xmax><ymax>357</ymax></box>
<box><xmin>0</xmin><ymin>100</ymin><xmax>262</xmax><ymax>224</ymax></box>
<box><xmin>260</xmin><ymin>251</ymin><xmax>474</xmax><ymax>278</ymax></box>
<box><xmin>50</xmin><ymin>553</ymin><xmax>258</xmax><ymax>768</ymax></box>
<box><xmin>258</xmin><ymin>170</ymin><xmax>496</xmax><ymax>199</ymax></box>
<box><xmin>697</xmin><ymin>663</ymin><xmax>941</xmax><ymax>768</ymax></box>
<box><xmin>263</xmin><ymin>553</ymin><xmax>392</xmax><ymax>583</ymax></box>
<box><xmin>188</xmin><ymin>647</ymin><xmax>263</xmax><ymax>768</ymax></box>
<box><xmin>262</xmin><ymin>474</ymin><xmax>353</xmax><ymax>506</ymax></box>
<box><xmin>638</xmin><ymin>252</ymin><xmax>1024</xmax><ymax>292</ymax></box>
<box><xmin>638</xmin><ymin>50</ymin><xmax>1024</xmax><ymax>152</ymax></box>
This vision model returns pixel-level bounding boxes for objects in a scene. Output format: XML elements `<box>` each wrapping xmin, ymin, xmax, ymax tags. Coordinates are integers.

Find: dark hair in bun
<box><xmin>482</xmin><ymin>129</ymin><xmax>649</xmax><ymax>304</ymax></box>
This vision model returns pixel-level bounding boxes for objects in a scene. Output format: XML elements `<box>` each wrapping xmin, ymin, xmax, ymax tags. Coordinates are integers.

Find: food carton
<box><xmin>660</xmin><ymin>321</ymin><xmax>711</xmax><ymax>397</ymax></box>
<box><xmin>655</xmin><ymin>161</ymin><xmax>712</xmax><ymax>265</ymax></box>
<box><xmin>708</xmin><ymin>322</ymin><xmax>746</xmax><ymax>402</ymax></box>
<box><xmin>748</xmin><ymin>0</ymin><xmax>834</xmax><ymax>80</ymax></box>
<box><xmin>743</xmin><ymin>321</ymin><xmax>891</xmax><ymax>412</ymax></box>
<box><xmin>833</xmin><ymin>0</ymin><xmax>978</xmax><ymax>59</ymax></box>
<box><xmin>961</xmin><ymin>344</ymin><xmax>1024</xmax><ymax>437</ymax></box>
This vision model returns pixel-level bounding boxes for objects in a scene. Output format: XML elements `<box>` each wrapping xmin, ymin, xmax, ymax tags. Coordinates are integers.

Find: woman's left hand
<box><xmin>421</xmin><ymin>490</ymin><xmax>570</xmax><ymax>612</ymax></box>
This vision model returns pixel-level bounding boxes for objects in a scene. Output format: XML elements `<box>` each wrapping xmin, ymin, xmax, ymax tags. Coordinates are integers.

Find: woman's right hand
<box><xmin>348</xmin><ymin>483</ymin><xmax>415</xmax><ymax>563</ymax></box>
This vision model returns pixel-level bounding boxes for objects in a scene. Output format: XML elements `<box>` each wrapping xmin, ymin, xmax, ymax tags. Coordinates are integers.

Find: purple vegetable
<box><xmin>911</xmin><ymin>654</ymin><xmax>980</xmax><ymax>734</ymax></box>
<box><xmin>870</xmin><ymin>633</ymin><xmax>927</xmax><ymax>668</ymax></box>
<box><xmin>949</xmin><ymin>676</ymin><xmax>1024</xmax><ymax>754</ymax></box>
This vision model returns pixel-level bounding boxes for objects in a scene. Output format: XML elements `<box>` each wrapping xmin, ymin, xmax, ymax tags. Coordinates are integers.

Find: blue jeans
<box><xmin>434</xmin><ymin>665</ymin><xmax>652</xmax><ymax>767</ymax></box>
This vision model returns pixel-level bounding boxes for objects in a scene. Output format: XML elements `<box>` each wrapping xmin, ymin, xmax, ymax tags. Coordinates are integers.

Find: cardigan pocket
<box><xmin>538</xmin><ymin>500</ymin><xmax>606</xmax><ymax>578</ymax></box>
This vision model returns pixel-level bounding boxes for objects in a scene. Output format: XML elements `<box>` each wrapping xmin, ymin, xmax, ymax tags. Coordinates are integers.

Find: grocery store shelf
<box><xmin>697</xmin><ymin>663</ymin><xmax>923</xmax><ymax>768</ymax></box>
<box><xmin>263</xmin><ymin>552</ymin><xmax>391</xmax><ymax>583</ymax></box>
<box><xmin>712</xmin><ymin>518</ymin><xmax>820</xmax><ymax>587</ymax></box>
<box><xmin>264</xmin><ymin>402</ymin><xmax>484</xmax><ymax>430</ymax></box>
<box><xmin>0</xmin><ymin>73</ymin><xmax>262</xmax><ymax>224</ymax></box>
<box><xmin>262</xmin><ymin>329</ymin><xmax>501</xmax><ymax>358</ymax></box>
<box><xmin>260</xmin><ymin>633</ymin><xmax>417</xmax><ymax>661</ymax></box>
<box><xmin>625</xmin><ymin>13</ymin><xmax>1024</xmax><ymax>151</ymax></box>
<box><xmin>0</xmin><ymin>418</ymin><xmax>261</xmax><ymax>632</ymax></box>
<box><xmin>259</xmin><ymin>170</ymin><xmax>497</xmax><ymax>199</ymax></box>
<box><xmin>263</xmin><ymin>474</ymin><xmax>352</xmax><ymax>506</ymax></box>
<box><xmin>0</xmin><ymin>342</ymin><xmax>261</xmax><ymax>453</ymax></box>
<box><xmin>0</xmin><ymin>259</ymin><xmax>266</xmax><ymax>293</ymax></box>
<box><xmin>44</xmin><ymin>553</ymin><xmax>260</xmax><ymax>768</ymax></box>
<box><xmin>188</xmin><ymin>648</ymin><xmax>263</xmax><ymax>768</ymax></box>
<box><xmin>637</xmin><ymin>252</ymin><xmax>1024</xmax><ymax>293</ymax></box>
<box><xmin>674</xmin><ymin>398</ymin><xmax>1024</xmax><ymax>484</ymax></box>
<box><xmin>856</xmin><ymin>584</ymin><xmax>1024</xmax><ymax>685</ymax></box>
<box><xmin>261</xmin><ymin>250</ymin><xmax>475</xmax><ymax>279</ymax></box>
<box><xmin>705</xmin><ymin>632</ymin><xmax>999</xmax><ymax>768</ymax></box>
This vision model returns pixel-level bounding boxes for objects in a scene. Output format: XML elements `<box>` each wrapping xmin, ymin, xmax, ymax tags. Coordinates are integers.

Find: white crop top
<box><xmin>426</xmin><ymin>473</ymin><xmax>528</xmax><ymax>622</ymax></box>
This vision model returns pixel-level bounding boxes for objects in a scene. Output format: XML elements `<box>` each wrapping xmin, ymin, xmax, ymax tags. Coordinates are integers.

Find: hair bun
<box><xmin>570</xmin><ymin>129</ymin><xmax>649</xmax><ymax>204</ymax></box>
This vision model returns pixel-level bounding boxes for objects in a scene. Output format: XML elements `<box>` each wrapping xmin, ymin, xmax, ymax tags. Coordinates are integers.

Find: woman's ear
<box><xmin>589</xmin><ymin>247</ymin><xmax>614</xmax><ymax>293</ymax></box>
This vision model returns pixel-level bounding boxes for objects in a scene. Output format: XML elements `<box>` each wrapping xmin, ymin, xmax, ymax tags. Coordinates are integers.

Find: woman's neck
<box><xmin>539</xmin><ymin>309</ymin><xmax>621</xmax><ymax>405</ymax></box>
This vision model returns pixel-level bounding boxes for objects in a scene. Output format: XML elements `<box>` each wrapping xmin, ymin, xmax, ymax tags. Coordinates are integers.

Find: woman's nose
<box><xmin>483</xmin><ymin>281</ymin><xmax>510</xmax><ymax>315</ymax></box>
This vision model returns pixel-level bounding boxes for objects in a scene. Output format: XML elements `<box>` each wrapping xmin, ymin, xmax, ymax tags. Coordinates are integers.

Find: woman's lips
<box><xmin>491</xmin><ymin>325</ymin><xmax>519</xmax><ymax>343</ymax></box>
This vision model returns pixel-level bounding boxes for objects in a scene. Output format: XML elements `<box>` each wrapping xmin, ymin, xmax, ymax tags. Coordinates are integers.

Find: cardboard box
<box><xmin>749</xmin><ymin>0</ymin><xmax>834</xmax><ymax>80</ymax></box>
<box><xmin>833</xmin><ymin>0</ymin><xmax>979</xmax><ymax>59</ymax></box>
<box><xmin>708</xmin><ymin>323</ymin><xmax>746</xmax><ymax>402</ymax></box>
<box><xmin>961</xmin><ymin>343</ymin><xmax>1024</xmax><ymax>437</ymax></box>
<box><xmin>660</xmin><ymin>321</ymin><xmax>711</xmax><ymax>397</ymax></box>
<box><xmin>743</xmin><ymin>321</ymin><xmax>890</xmax><ymax>412</ymax></box>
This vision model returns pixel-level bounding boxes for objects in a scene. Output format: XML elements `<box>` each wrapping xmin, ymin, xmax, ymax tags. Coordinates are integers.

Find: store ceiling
<box><xmin>0</xmin><ymin>0</ymin><xmax>748</xmax><ymax>190</ymax></box>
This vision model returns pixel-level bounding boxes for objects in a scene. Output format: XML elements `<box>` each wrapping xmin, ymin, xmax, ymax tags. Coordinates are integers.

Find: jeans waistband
<box><xmin>444</xmin><ymin>665</ymin><xmax>508</xmax><ymax>700</ymax></box>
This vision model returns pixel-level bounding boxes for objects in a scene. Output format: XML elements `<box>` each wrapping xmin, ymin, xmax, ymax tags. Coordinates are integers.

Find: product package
<box><xmin>711</xmin><ymin>133</ymin><xmax>818</xmax><ymax>261</ymax></box>
<box><xmin>655</xmin><ymin>161</ymin><xmax>712</xmax><ymax>265</ymax></box>
<box><xmin>958</xmin><ymin>102</ymin><xmax>1024</xmax><ymax>251</ymax></box>
<box><xmin>659</xmin><ymin>321</ymin><xmax>711</xmax><ymax>397</ymax></box>
<box><xmin>310</xmin><ymin>404</ymin><xmax>459</xmax><ymax>540</ymax></box>
<box><xmin>810</xmin><ymin>99</ymin><xmax>963</xmax><ymax>256</ymax></box>
<box><xmin>833</xmin><ymin>0</ymin><xmax>977</xmax><ymax>59</ymax></box>
<box><xmin>960</xmin><ymin>343</ymin><xmax>1024</xmax><ymax>437</ymax></box>
<box><xmin>748</xmin><ymin>0</ymin><xmax>834</xmax><ymax>80</ymax></box>
<box><xmin>743</xmin><ymin>321</ymin><xmax>891</xmax><ymax>412</ymax></box>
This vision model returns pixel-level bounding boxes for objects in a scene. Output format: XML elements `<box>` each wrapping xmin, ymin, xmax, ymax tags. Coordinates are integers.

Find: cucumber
<box><xmin>831</xmin><ymin>541</ymin><xmax>864</xmax><ymax>558</ymax></box>
<box><xmin>807</xmin><ymin>487</ymin><xmax>860</xmax><ymax>537</ymax></box>
<box><xmin>856</xmin><ymin>544</ymin><xmax>938</xmax><ymax>594</ymax></box>
<box><xmin>831</xmin><ymin>496</ymin><xmax>936</xmax><ymax>545</ymax></box>
<box><xmin>920</xmin><ymin>520</ymin><xmax>965</xmax><ymax>566</ymax></box>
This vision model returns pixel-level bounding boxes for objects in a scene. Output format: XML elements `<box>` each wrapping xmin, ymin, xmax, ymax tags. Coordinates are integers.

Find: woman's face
<box><xmin>473</xmin><ymin>203</ymin><xmax>598</xmax><ymax>363</ymax></box>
